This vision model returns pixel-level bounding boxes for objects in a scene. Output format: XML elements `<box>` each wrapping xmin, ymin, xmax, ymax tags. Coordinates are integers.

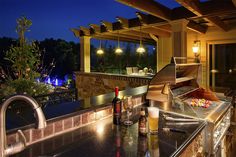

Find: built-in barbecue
<box><xmin>146</xmin><ymin>57</ymin><xmax>232</xmax><ymax>156</ymax></box>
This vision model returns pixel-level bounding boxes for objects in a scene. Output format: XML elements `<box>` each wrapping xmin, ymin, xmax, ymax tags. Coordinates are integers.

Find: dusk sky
<box><xmin>0</xmin><ymin>0</ymin><xmax>180</xmax><ymax>43</ymax></box>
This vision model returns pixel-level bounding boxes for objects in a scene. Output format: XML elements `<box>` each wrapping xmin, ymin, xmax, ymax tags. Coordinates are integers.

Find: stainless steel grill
<box><xmin>146</xmin><ymin>57</ymin><xmax>232</xmax><ymax>156</ymax></box>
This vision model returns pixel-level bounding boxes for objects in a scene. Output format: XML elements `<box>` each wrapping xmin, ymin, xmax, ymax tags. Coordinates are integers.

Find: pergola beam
<box><xmin>142</xmin><ymin>27</ymin><xmax>171</xmax><ymax>37</ymax></box>
<box><xmin>71</xmin><ymin>28</ymin><xmax>80</xmax><ymax>37</ymax></box>
<box><xmin>101</xmin><ymin>20</ymin><xmax>113</xmax><ymax>31</ymax></box>
<box><xmin>116</xmin><ymin>0</ymin><xmax>171</xmax><ymax>21</ymax></box>
<box><xmin>187</xmin><ymin>20</ymin><xmax>208</xmax><ymax>34</ymax></box>
<box><xmin>89</xmin><ymin>24</ymin><xmax>101</xmax><ymax>33</ymax></box>
<box><xmin>93</xmin><ymin>34</ymin><xmax>155</xmax><ymax>45</ymax></box>
<box><xmin>154</xmin><ymin>25</ymin><xmax>172</xmax><ymax>32</ymax></box>
<box><xmin>116</xmin><ymin>16</ymin><xmax>129</xmax><ymax>29</ymax></box>
<box><xmin>120</xmin><ymin>30</ymin><xmax>151</xmax><ymax>39</ymax></box>
<box><xmin>136</xmin><ymin>12</ymin><xmax>149</xmax><ymax>25</ymax></box>
<box><xmin>200</xmin><ymin>0</ymin><xmax>236</xmax><ymax>16</ymax></box>
<box><xmin>175</xmin><ymin>0</ymin><xmax>230</xmax><ymax>31</ymax></box>
<box><xmin>109</xmin><ymin>31</ymin><xmax>153</xmax><ymax>41</ymax></box>
<box><xmin>80</xmin><ymin>26</ymin><xmax>91</xmax><ymax>36</ymax></box>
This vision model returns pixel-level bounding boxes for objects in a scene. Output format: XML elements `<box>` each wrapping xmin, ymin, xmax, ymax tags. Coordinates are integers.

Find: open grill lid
<box><xmin>146</xmin><ymin>57</ymin><xmax>202</xmax><ymax>102</ymax></box>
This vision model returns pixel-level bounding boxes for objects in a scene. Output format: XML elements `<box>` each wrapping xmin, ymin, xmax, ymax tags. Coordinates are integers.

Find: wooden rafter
<box><xmin>187</xmin><ymin>20</ymin><xmax>208</xmax><ymax>34</ymax></box>
<box><xmin>175</xmin><ymin>0</ymin><xmax>230</xmax><ymax>31</ymax></box>
<box><xmin>110</xmin><ymin>31</ymin><xmax>152</xmax><ymax>41</ymax></box>
<box><xmin>93</xmin><ymin>34</ymin><xmax>155</xmax><ymax>44</ymax></box>
<box><xmin>142</xmin><ymin>27</ymin><xmax>171</xmax><ymax>37</ymax></box>
<box><xmin>90</xmin><ymin>24</ymin><xmax>101</xmax><ymax>33</ymax></box>
<box><xmin>120</xmin><ymin>30</ymin><xmax>151</xmax><ymax>39</ymax></box>
<box><xmin>150</xmin><ymin>26</ymin><xmax>172</xmax><ymax>35</ymax></box>
<box><xmin>156</xmin><ymin>25</ymin><xmax>172</xmax><ymax>32</ymax></box>
<box><xmin>71</xmin><ymin>28</ymin><xmax>80</xmax><ymax>37</ymax></box>
<box><xmin>200</xmin><ymin>0</ymin><xmax>236</xmax><ymax>16</ymax></box>
<box><xmin>116</xmin><ymin>16</ymin><xmax>129</xmax><ymax>29</ymax></box>
<box><xmin>116</xmin><ymin>0</ymin><xmax>171</xmax><ymax>21</ymax></box>
<box><xmin>80</xmin><ymin>26</ymin><xmax>90</xmax><ymax>36</ymax></box>
<box><xmin>136</xmin><ymin>12</ymin><xmax>149</xmax><ymax>25</ymax></box>
<box><xmin>101</xmin><ymin>20</ymin><xmax>113</xmax><ymax>31</ymax></box>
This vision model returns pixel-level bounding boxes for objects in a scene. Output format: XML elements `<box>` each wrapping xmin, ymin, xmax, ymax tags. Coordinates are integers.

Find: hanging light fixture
<box><xmin>136</xmin><ymin>25</ymin><xmax>145</xmax><ymax>54</ymax></box>
<box><xmin>96</xmin><ymin>39</ymin><xmax>104</xmax><ymax>55</ymax></box>
<box><xmin>115</xmin><ymin>30</ymin><xmax>123</xmax><ymax>54</ymax></box>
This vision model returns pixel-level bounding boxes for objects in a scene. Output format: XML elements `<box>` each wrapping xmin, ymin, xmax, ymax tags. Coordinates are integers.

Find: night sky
<box><xmin>0</xmin><ymin>0</ymin><xmax>180</xmax><ymax>42</ymax></box>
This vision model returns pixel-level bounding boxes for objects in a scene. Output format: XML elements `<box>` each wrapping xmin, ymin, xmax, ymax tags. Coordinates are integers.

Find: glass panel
<box><xmin>209</xmin><ymin>43</ymin><xmax>236</xmax><ymax>91</ymax></box>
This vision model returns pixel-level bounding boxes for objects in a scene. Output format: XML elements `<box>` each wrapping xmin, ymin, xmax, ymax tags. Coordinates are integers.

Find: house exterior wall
<box><xmin>187</xmin><ymin>27</ymin><xmax>236</xmax><ymax>88</ymax></box>
<box><xmin>157</xmin><ymin>26</ymin><xmax>236</xmax><ymax>88</ymax></box>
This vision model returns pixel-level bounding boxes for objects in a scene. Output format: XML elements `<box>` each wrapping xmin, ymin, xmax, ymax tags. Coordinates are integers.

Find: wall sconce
<box><xmin>136</xmin><ymin>25</ymin><xmax>145</xmax><ymax>54</ymax></box>
<box><xmin>115</xmin><ymin>30</ymin><xmax>123</xmax><ymax>55</ymax></box>
<box><xmin>192</xmin><ymin>40</ymin><xmax>200</xmax><ymax>63</ymax></box>
<box><xmin>96</xmin><ymin>40</ymin><xmax>104</xmax><ymax>55</ymax></box>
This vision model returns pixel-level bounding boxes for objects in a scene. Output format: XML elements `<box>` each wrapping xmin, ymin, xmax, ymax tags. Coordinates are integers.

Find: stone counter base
<box><xmin>180</xmin><ymin>131</ymin><xmax>204</xmax><ymax>157</ymax></box>
<box><xmin>75</xmin><ymin>72</ymin><xmax>150</xmax><ymax>98</ymax></box>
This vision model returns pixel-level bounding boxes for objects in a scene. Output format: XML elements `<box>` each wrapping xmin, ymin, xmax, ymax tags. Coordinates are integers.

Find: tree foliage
<box><xmin>0</xmin><ymin>16</ymin><xmax>51</xmax><ymax>99</ymax></box>
<box><xmin>5</xmin><ymin>16</ymin><xmax>40</xmax><ymax>79</ymax></box>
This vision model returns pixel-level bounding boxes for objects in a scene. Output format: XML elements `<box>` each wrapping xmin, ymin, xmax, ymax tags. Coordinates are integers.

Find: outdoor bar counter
<box><xmin>11</xmin><ymin>108</ymin><xmax>206</xmax><ymax>157</ymax></box>
<box><xmin>7</xmin><ymin>85</ymin><xmax>206</xmax><ymax>157</ymax></box>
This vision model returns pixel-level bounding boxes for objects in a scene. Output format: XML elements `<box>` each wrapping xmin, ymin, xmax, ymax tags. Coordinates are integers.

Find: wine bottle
<box><xmin>139</xmin><ymin>108</ymin><xmax>147</xmax><ymax>136</ymax></box>
<box><xmin>112</xmin><ymin>87</ymin><xmax>122</xmax><ymax>125</ymax></box>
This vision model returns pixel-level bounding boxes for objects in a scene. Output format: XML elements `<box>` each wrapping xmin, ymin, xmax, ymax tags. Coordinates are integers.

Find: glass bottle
<box><xmin>139</xmin><ymin>108</ymin><xmax>147</xmax><ymax>136</ymax></box>
<box><xmin>112</xmin><ymin>87</ymin><xmax>122</xmax><ymax>125</ymax></box>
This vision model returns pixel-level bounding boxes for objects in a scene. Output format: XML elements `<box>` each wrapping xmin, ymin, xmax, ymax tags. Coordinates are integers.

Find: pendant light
<box><xmin>96</xmin><ymin>39</ymin><xmax>104</xmax><ymax>55</ymax></box>
<box><xmin>136</xmin><ymin>25</ymin><xmax>145</xmax><ymax>54</ymax></box>
<box><xmin>115</xmin><ymin>30</ymin><xmax>123</xmax><ymax>54</ymax></box>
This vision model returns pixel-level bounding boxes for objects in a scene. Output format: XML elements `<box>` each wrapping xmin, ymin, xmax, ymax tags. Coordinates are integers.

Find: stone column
<box><xmin>80</xmin><ymin>36</ymin><xmax>91</xmax><ymax>72</ymax></box>
<box><xmin>170</xmin><ymin>19</ymin><xmax>188</xmax><ymax>57</ymax></box>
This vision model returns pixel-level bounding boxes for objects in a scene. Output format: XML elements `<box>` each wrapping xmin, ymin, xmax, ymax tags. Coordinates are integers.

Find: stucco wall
<box><xmin>187</xmin><ymin>27</ymin><xmax>236</xmax><ymax>88</ymax></box>
<box><xmin>157</xmin><ymin>26</ymin><xmax>236</xmax><ymax>88</ymax></box>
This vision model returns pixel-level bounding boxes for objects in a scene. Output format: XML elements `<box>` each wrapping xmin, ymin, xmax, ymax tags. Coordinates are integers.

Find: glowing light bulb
<box><xmin>96</xmin><ymin>48</ymin><xmax>104</xmax><ymax>55</ymax></box>
<box><xmin>136</xmin><ymin>46</ymin><xmax>145</xmax><ymax>54</ymax></box>
<box><xmin>115</xmin><ymin>47</ymin><xmax>123</xmax><ymax>54</ymax></box>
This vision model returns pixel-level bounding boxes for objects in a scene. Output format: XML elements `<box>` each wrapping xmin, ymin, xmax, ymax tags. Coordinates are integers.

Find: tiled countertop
<box><xmin>11</xmin><ymin>109</ymin><xmax>206</xmax><ymax>157</ymax></box>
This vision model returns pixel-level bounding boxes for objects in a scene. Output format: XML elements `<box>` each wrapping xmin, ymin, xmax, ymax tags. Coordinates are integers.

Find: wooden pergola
<box><xmin>72</xmin><ymin>0</ymin><xmax>236</xmax><ymax>72</ymax></box>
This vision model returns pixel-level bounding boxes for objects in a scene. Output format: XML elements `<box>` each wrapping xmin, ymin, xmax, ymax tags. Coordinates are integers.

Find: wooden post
<box><xmin>170</xmin><ymin>19</ymin><xmax>188</xmax><ymax>58</ymax></box>
<box><xmin>80</xmin><ymin>36</ymin><xmax>91</xmax><ymax>72</ymax></box>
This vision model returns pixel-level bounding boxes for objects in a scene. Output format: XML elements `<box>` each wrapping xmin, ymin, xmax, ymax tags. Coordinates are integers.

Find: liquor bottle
<box><xmin>138</xmin><ymin>108</ymin><xmax>147</xmax><ymax>136</ymax></box>
<box><xmin>112</xmin><ymin>87</ymin><xmax>122</xmax><ymax>125</ymax></box>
